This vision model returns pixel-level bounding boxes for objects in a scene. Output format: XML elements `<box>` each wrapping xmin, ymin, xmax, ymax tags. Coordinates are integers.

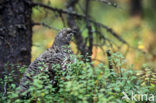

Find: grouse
<box><xmin>18</xmin><ymin>28</ymin><xmax>74</xmax><ymax>95</ymax></box>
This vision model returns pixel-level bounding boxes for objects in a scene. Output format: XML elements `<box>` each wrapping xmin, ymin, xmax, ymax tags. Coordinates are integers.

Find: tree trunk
<box><xmin>130</xmin><ymin>0</ymin><xmax>142</xmax><ymax>16</ymax></box>
<box><xmin>0</xmin><ymin>0</ymin><xmax>32</xmax><ymax>84</ymax></box>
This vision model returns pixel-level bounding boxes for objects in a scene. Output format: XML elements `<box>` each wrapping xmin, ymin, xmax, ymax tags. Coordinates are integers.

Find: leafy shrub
<box><xmin>0</xmin><ymin>53</ymin><xmax>155</xmax><ymax>103</ymax></box>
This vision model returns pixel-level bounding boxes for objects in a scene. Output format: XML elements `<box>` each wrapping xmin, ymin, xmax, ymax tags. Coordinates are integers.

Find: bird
<box><xmin>17</xmin><ymin>28</ymin><xmax>75</xmax><ymax>96</ymax></box>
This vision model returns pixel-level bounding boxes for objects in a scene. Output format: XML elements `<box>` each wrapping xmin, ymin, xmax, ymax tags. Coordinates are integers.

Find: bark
<box><xmin>130</xmin><ymin>0</ymin><xmax>142</xmax><ymax>16</ymax></box>
<box><xmin>0</xmin><ymin>0</ymin><xmax>32</xmax><ymax>85</ymax></box>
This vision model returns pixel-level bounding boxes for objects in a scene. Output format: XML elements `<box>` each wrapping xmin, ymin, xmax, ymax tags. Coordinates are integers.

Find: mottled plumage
<box><xmin>18</xmin><ymin>28</ymin><xmax>74</xmax><ymax>94</ymax></box>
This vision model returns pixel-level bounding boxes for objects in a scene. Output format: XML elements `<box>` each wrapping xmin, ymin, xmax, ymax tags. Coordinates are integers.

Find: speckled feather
<box><xmin>18</xmin><ymin>28</ymin><xmax>74</xmax><ymax>94</ymax></box>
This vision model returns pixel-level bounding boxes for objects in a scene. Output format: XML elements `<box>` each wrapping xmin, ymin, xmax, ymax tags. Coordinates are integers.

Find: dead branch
<box><xmin>31</xmin><ymin>2</ymin><xmax>128</xmax><ymax>45</ymax></box>
<box><xmin>32</xmin><ymin>22</ymin><xmax>59</xmax><ymax>31</ymax></box>
<box><xmin>85</xmin><ymin>0</ymin><xmax>93</xmax><ymax>62</ymax></box>
<box><xmin>91</xmin><ymin>21</ymin><xmax>129</xmax><ymax>45</ymax></box>
<box><xmin>31</xmin><ymin>2</ymin><xmax>86</xmax><ymax>19</ymax></box>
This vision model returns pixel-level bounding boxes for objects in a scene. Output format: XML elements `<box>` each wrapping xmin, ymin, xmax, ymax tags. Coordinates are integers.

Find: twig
<box><xmin>92</xmin><ymin>21</ymin><xmax>129</xmax><ymax>45</ymax></box>
<box><xmin>3</xmin><ymin>82</ymin><xmax>7</xmax><ymax>96</ymax></box>
<box><xmin>59</xmin><ymin>13</ymin><xmax>66</xmax><ymax>27</ymax></box>
<box><xmin>94</xmin><ymin>30</ymin><xmax>120</xmax><ymax>49</ymax></box>
<box><xmin>106</xmin><ymin>50</ymin><xmax>113</xmax><ymax>72</ymax></box>
<box><xmin>31</xmin><ymin>2</ymin><xmax>86</xmax><ymax>19</ymax></box>
<box><xmin>32</xmin><ymin>22</ymin><xmax>59</xmax><ymax>31</ymax></box>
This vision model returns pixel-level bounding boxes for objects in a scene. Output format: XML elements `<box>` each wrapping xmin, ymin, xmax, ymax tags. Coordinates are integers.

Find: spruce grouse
<box><xmin>18</xmin><ymin>28</ymin><xmax>74</xmax><ymax>94</ymax></box>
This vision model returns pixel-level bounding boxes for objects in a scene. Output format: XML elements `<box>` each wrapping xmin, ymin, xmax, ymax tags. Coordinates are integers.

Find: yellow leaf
<box><xmin>138</xmin><ymin>44</ymin><xmax>145</xmax><ymax>49</ymax></box>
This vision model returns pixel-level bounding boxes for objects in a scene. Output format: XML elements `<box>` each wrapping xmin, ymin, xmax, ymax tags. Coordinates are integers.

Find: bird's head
<box><xmin>54</xmin><ymin>28</ymin><xmax>75</xmax><ymax>46</ymax></box>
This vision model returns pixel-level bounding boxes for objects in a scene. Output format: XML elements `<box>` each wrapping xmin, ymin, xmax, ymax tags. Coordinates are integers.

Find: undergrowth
<box><xmin>0</xmin><ymin>53</ymin><xmax>155</xmax><ymax>103</ymax></box>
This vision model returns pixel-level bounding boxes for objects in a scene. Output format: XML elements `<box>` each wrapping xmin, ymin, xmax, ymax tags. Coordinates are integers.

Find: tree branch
<box><xmin>31</xmin><ymin>2</ymin><xmax>127</xmax><ymax>45</ymax></box>
<box><xmin>32</xmin><ymin>22</ymin><xmax>59</xmax><ymax>31</ymax></box>
<box><xmin>92</xmin><ymin>21</ymin><xmax>129</xmax><ymax>45</ymax></box>
<box><xmin>31</xmin><ymin>2</ymin><xmax>86</xmax><ymax>19</ymax></box>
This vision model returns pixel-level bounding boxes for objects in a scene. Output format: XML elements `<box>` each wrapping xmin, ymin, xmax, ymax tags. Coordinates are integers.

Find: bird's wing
<box><xmin>18</xmin><ymin>51</ymin><xmax>70</xmax><ymax>94</ymax></box>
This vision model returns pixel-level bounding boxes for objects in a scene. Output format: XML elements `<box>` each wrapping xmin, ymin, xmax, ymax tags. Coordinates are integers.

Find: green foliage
<box><xmin>0</xmin><ymin>54</ymin><xmax>155</xmax><ymax>103</ymax></box>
